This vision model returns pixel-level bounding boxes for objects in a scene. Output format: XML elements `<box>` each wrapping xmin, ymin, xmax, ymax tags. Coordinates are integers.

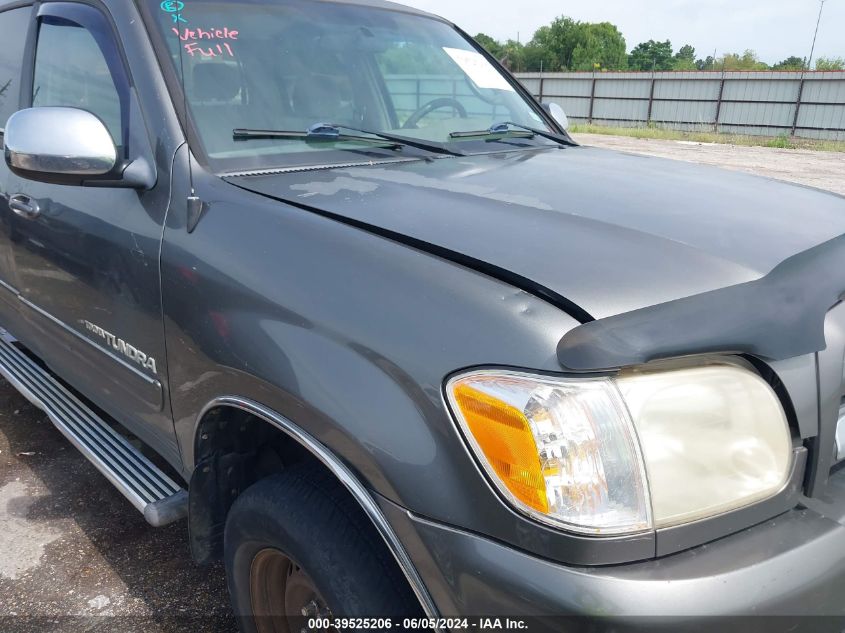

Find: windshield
<box><xmin>145</xmin><ymin>0</ymin><xmax>556</xmax><ymax>172</ymax></box>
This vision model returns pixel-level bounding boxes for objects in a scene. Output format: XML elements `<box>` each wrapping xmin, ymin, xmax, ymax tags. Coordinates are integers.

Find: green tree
<box><xmin>771</xmin><ymin>56</ymin><xmax>806</xmax><ymax>71</ymax></box>
<box><xmin>672</xmin><ymin>44</ymin><xmax>696</xmax><ymax>70</ymax></box>
<box><xmin>695</xmin><ymin>55</ymin><xmax>716</xmax><ymax>70</ymax></box>
<box><xmin>533</xmin><ymin>16</ymin><xmax>583</xmax><ymax>70</ymax></box>
<box><xmin>628</xmin><ymin>40</ymin><xmax>674</xmax><ymax>71</ymax></box>
<box><xmin>499</xmin><ymin>39</ymin><xmax>526</xmax><ymax>72</ymax></box>
<box><xmin>474</xmin><ymin>33</ymin><xmax>504</xmax><ymax>59</ymax></box>
<box><xmin>523</xmin><ymin>31</ymin><xmax>559</xmax><ymax>71</ymax></box>
<box><xmin>816</xmin><ymin>57</ymin><xmax>845</xmax><ymax>71</ymax></box>
<box><xmin>526</xmin><ymin>17</ymin><xmax>627</xmax><ymax>71</ymax></box>
<box><xmin>570</xmin><ymin>22</ymin><xmax>627</xmax><ymax>71</ymax></box>
<box><xmin>718</xmin><ymin>50</ymin><xmax>769</xmax><ymax>70</ymax></box>
<box><xmin>472</xmin><ymin>33</ymin><xmax>526</xmax><ymax>71</ymax></box>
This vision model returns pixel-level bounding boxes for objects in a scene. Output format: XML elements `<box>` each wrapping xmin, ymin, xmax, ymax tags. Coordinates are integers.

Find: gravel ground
<box><xmin>0</xmin><ymin>385</ymin><xmax>235</xmax><ymax>633</ymax></box>
<box><xmin>571</xmin><ymin>133</ymin><xmax>845</xmax><ymax>197</ymax></box>
<box><xmin>0</xmin><ymin>138</ymin><xmax>842</xmax><ymax>631</ymax></box>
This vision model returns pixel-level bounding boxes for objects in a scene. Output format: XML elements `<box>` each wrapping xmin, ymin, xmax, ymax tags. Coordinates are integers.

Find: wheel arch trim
<box><xmin>194</xmin><ymin>395</ymin><xmax>442</xmax><ymax>624</ymax></box>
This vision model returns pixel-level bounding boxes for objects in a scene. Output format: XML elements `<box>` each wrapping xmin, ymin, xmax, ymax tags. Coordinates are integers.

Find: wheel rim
<box><xmin>249</xmin><ymin>548</ymin><xmax>334</xmax><ymax>633</ymax></box>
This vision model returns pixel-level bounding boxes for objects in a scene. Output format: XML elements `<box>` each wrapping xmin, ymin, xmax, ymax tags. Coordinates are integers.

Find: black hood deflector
<box><xmin>557</xmin><ymin>232</ymin><xmax>845</xmax><ymax>371</ymax></box>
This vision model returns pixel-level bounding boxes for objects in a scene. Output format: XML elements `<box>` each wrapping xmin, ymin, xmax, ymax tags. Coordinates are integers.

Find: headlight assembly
<box><xmin>446</xmin><ymin>364</ymin><xmax>793</xmax><ymax>535</ymax></box>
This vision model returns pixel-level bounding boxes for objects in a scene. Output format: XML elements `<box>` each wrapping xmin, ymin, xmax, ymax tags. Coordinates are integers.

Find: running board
<box><xmin>0</xmin><ymin>334</ymin><xmax>187</xmax><ymax>526</ymax></box>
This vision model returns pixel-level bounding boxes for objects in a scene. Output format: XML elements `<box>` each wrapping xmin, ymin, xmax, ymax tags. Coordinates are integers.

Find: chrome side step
<box><xmin>0</xmin><ymin>335</ymin><xmax>187</xmax><ymax>526</ymax></box>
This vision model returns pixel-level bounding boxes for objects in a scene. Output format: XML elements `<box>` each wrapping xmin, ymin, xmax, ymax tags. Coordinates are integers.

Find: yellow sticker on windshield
<box><xmin>443</xmin><ymin>47</ymin><xmax>515</xmax><ymax>92</ymax></box>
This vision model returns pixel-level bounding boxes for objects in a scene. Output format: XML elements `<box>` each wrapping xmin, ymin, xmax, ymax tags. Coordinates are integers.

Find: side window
<box><xmin>0</xmin><ymin>7</ymin><xmax>32</xmax><ymax>130</ymax></box>
<box><xmin>32</xmin><ymin>13</ymin><xmax>127</xmax><ymax>148</ymax></box>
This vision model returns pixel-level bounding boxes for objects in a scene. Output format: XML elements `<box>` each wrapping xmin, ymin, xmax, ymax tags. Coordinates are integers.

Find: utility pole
<box><xmin>806</xmin><ymin>0</ymin><xmax>826</xmax><ymax>71</ymax></box>
<box><xmin>792</xmin><ymin>0</ymin><xmax>825</xmax><ymax>136</ymax></box>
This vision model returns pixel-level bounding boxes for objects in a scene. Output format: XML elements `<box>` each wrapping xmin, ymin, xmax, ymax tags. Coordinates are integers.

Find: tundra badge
<box><xmin>81</xmin><ymin>320</ymin><xmax>157</xmax><ymax>374</ymax></box>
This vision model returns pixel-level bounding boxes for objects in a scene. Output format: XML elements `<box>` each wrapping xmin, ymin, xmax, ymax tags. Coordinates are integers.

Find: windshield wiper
<box><xmin>449</xmin><ymin>121</ymin><xmax>576</xmax><ymax>147</ymax></box>
<box><xmin>233</xmin><ymin>124</ymin><xmax>401</xmax><ymax>148</ymax></box>
<box><xmin>234</xmin><ymin>123</ymin><xmax>464</xmax><ymax>157</ymax></box>
<box><xmin>330</xmin><ymin>124</ymin><xmax>465</xmax><ymax>157</ymax></box>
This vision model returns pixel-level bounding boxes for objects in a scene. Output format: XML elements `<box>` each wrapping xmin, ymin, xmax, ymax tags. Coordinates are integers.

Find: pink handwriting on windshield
<box><xmin>184</xmin><ymin>42</ymin><xmax>235</xmax><ymax>57</ymax></box>
<box><xmin>172</xmin><ymin>27</ymin><xmax>239</xmax><ymax>40</ymax></box>
<box><xmin>173</xmin><ymin>27</ymin><xmax>239</xmax><ymax>57</ymax></box>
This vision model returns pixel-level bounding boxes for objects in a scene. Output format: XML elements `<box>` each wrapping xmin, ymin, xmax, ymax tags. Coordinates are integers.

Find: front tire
<box><xmin>224</xmin><ymin>463</ymin><xmax>422</xmax><ymax>633</ymax></box>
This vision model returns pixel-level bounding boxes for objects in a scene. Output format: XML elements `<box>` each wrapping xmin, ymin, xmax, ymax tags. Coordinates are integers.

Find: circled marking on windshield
<box><xmin>161</xmin><ymin>0</ymin><xmax>188</xmax><ymax>24</ymax></box>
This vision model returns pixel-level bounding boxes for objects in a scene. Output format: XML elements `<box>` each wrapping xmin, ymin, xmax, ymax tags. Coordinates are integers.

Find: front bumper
<box><xmin>380</xmin><ymin>466</ymin><xmax>845</xmax><ymax>631</ymax></box>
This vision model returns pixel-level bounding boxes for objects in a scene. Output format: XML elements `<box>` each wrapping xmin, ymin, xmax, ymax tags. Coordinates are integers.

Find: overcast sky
<box><xmin>403</xmin><ymin>0</ymin><xmax>845</xmax><ymax>64</ymax></box>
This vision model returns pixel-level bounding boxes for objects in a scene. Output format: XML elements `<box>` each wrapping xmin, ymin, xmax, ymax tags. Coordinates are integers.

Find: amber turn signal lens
<box><xmin>452</xmin><ymin>383</ymin><xmax>549</xmax><ymax>513</ymax></box>
<box><xmin>447</xmin><ymin>371</ymin><xmax>652</xmax><ymax>535</ymax></box>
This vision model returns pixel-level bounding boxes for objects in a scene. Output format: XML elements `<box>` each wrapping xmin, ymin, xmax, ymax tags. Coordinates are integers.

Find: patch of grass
<box><xmin>568</xmin><ymin>123</ymin><xmax>845</xmax><ymax>153</ymax></box>
<box><xmin>764</xmin><ymin>134</ymin><xmax>794</xmax><ymax>149</ymax></box>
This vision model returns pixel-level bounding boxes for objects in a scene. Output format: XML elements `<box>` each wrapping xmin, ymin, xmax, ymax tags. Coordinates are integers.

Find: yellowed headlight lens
<box><xmin>616</xmin><ymin>365</ymin><xmax>793</xmax><ymax>528</ymax></box>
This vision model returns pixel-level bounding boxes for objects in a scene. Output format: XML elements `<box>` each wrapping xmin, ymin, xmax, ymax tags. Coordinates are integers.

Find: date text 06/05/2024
<box><xmin>307</xmin><ymin>618</ymin><xmax>529</xmax><ymax>630</ymax></box>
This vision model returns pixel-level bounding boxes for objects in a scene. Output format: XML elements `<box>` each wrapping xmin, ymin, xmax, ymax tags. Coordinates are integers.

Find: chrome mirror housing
<box><xmin>547</xmin><ymin>102</ymin><xmax>569</xmax><ymax>131</ymax></box>
<box><xmin>4</xmin><ymin>107</ymin><xmax>117</xmax><ymax>183</ymax></box>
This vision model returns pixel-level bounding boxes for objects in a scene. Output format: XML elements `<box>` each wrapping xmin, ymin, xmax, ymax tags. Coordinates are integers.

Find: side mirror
<box><xmin>542</xmin><ymin>102</ymin><xmax>569</xmax><ymax>131</ymax></box>
<box><xmin>3</xmin><ymin>107</ymin><xmax>152</xmax><ymax>188</ymax></box>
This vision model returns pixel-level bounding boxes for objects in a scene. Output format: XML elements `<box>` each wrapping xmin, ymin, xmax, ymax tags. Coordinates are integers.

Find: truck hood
<box><xmin>227</xmin><ymin>146</ymin><xmax>845</xmax><ymax>320</ymax></box>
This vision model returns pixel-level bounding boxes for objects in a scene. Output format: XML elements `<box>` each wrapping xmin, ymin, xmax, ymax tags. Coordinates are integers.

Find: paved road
<box><xmin>1</xmin><ymin>138</ymin><xmax>843</xmax><ymax>631</ymax></box>
<box><xmin>571</xmin><ymin>133</ymin><xmax>845</xmax><ymax>197</ymax></box>
<box><xmin>0</xmin><ymin>386</ymin><xmax>235</xmax><ymax>632</ymax></box>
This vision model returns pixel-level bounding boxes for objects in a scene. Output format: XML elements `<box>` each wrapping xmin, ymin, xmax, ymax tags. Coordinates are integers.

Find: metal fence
<box><xmin>386</xmin><ymin>74</ymin><xmax>510</xmax><ymax>123</ymax></box>
<box><xmin>515</xmin><ymin>71</ymin><xmax>845</xmax><ymax>141</ymax></box>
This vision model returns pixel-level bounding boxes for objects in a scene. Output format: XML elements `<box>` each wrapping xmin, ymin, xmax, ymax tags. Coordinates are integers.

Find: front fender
<box><xmin>160</xmin><ymin>168</ymin><xmax>649</xmax><ymax>565</ymax></box>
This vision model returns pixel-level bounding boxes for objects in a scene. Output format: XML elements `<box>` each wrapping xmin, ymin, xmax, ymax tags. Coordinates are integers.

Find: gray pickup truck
<box><xmin>1</xmin><ymin>0</ymin><xmax>844</xmax><ymax>630</ymax></box>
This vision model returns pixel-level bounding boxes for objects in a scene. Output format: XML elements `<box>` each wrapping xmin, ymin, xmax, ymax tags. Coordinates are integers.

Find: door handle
<box><xmin>9</xmin><ymin>194</ymin><xmax>41</xmax><ymax>220</ymax></box>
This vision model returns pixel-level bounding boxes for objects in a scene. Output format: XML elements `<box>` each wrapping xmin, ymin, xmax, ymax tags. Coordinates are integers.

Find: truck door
<box><xmin>5</xmin><ymin>2</ymin><xmax>179</xmax><ymax>463</ymax></box>
<box><xmin>0</xmin><ymin>5</ymin><xmax>33</xmax><ymax>325</ymax></box>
